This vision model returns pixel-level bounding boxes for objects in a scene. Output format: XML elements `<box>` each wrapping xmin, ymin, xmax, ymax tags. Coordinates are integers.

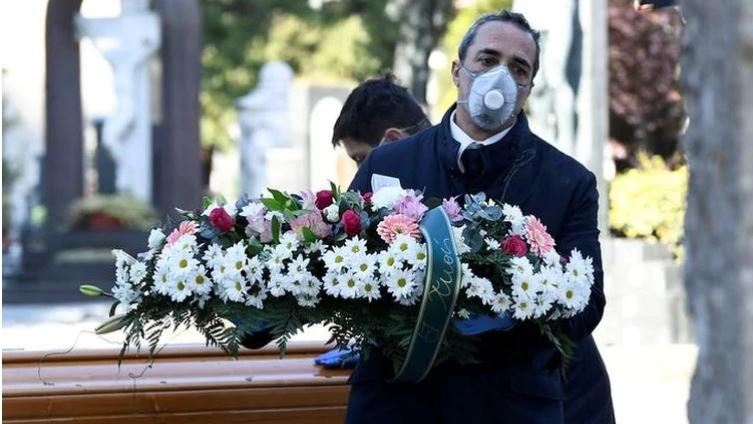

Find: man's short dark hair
<box><xmin>332</xmin><ymin>74</ymin><xmax>429</xmax><ymax>148</ymax></box>
<box><xmin>458</xmin><ymin>10</ymin><xmax>541</xmax><ymax>79</ymax></box>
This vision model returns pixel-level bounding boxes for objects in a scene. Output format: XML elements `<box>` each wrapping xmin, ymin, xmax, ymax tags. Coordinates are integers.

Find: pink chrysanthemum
<box><xmin>377</xmin><ymin>214</ymin><xmax>421</xmax><ymax>244</ymax></box>
<box><xmin>524</xmin><ymin>216</ymin><xmax>555</xmax><ymax>256</ymax></box>
<box><xmin>442</xmin><ymin>197</ymin><xmax>463</xmax><ymax>222</ymax></box>
<box><xmin>393</xmin><ymin>191</ymin><xmax>428</xmax><ymax>221</ymax></box>
<box><xmin>290</xmin><ymin>212</ymin><xmax>332</xmax><ymax>239</ymax></box>
<box><xmin>166</xmin><ymin>221</ymin><xmax>198</xmax><ymax>245</ymax></box>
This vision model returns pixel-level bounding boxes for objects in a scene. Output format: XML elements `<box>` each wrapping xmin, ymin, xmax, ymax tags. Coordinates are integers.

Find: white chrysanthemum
<box><xmin>169</xmin><ymin>249</ymin><xmax>198</xmax><ymax>277</ymax></box>
<box><xmin>397</xmin><ymin>272</ymin><xmax>424</xmax><ymax>306</ymax></box>
<box><xmin>322</xmin><ymin>247</ymin><xmax>348</xmax><ymax>272</ymax></box>
<box><xmin>532</xmin><ymin>292</ymin><xmax>555</xmax><ymax>318</ymax></box>
<box><xmin>511</xmin><ymin>271</ymin><xmax>541</xmax><ymax>301</ymax></box>
<box><xmin>502</xmin><ymin>204</ymin><xmax>526</xmax><ymax>235</ymax></box>
<box><xmin>203</xmin><ymin>244</ymin><xmax>225</xmax><ymax>269</ymax></box>
<box><xmin>539</xmin><ymin>266</ymin><xmax>564</xmax><ymax>291</ymax></box>
<box><xmin>508</xmin><ymin>256</ymin><xmax>534</xmax><ymax>276</ymax></box>
<box><xmin>172</xmin><ymin>234</ymin><xmax>198</xmax><ymax>252</ymax></box>
<box><xmin>280</xmin><ymin>231</ymin><xmax>301</xmax><ymax>251</ymax></box>
<box><xmin>390</xmin><ymin>234</ymin><xmax>419</xmax><ymax>260</ymax></box>
<box><xmin>112</xmin><ymin>249</ymin><xmax>136</xmax><ymax>267</ymax></box>
<box><xmin>451</xmin><ymin>226</ymin><xmax>472</xmax><ymax>255</ymax></box>
<box><xmin>351</xmin><ymin>253</ymin><xmax>377</xmax><ymax>278</ymax></box>
<box><xmin>287</xmin><ymin>254</ymin><xmax>310</xmax><ymax>275</ymax></box>
<box><xmin>239</xmin><ymin>202</ymin><xmax>265</xmax><ymax>219</ymax></box>
<box><xmin>322</xmin><ymin>271</ymin><xmax>344</xmax><ymax>297</ymax></box>
<box><xmin>219</xmin><ymin>277</ymin><xmax>247</xmax><ymax>302</ymax></box>
<box><xmin>267</xmin><ymin>272</ymin><xmax>287</xmax><ymax>297</ymax></box>
<box><xmin>371</xmin><ymin>186</ymin><xmax>407</xmax><ymax>210</ymax></box>
<box><xmin>344</xmin><ymin>236</ymin><xmax>368</xmax><ymax>255</ymax></box>
<box><xmin>304</xmin><ymin>239</ymin><xmax>326</xmax><ymax>255</ymax></box>
<box><xmin>152</xmin><ymin>264</ymin><xmax>171</xmax><ymax>295</ymax></box>
<box><xmin>339</xmin><ymin>272</ymin><xmax>362</xmax><ymax>299</ymax></box>
<box><xmin>112</xmin><ymin>282</ymin><xmax>141</xmax><ymax>307</ymax></box>
<box><xmin>385</xmin><ymin>268</ymin><xmax>416</xmax><ymax>300</ymax></box>
<box><xmin>245</xmin><ymin>255</ymin><xmax>264</xmax><ymax>282</ymax></box>
<box><xmin>466</xmin><ymin>276</ymin><xmax>495</xmax><ymax>306</ymax></box>
<box><xmin>491</xmin><ymin>291</ymin><xmax>512</xmax><ymax>315</ymax></box>
<box><xmin>167</xmin><ymin>277</ymin><xmax>192</xmax><ymax>302</ymax></box>
<box><xmin>148</xmin><ymin>228</ymin><xmax>166</xmax><ymax>250</ymax></box>
<box><xmin>188</xmin><ymin>265</ymin><xmax>212</xmax><ymax>295</ymax></box>
<box><xmin>458</xmin><ymin>263</ymin><xmax>476</xmax><ymax>290</ymax></box>
<box><xmin>378</xmin><ymin>250</ymin><xmax>401</xmax><ymax>276</ymax></box>
<box><xmin>360</xmin><ymin>279</ymin><xmax>381</xmax><ymax>302</ymax></box>
<box><xmin>556</xmin><ymin>279</ymin><xmax>583</xmax><ymax>310</ymax></box>
<box><xmin>296</xmin><ymin>292</ymin><xmax>320</xmax><ymax>308</ymax></box>
<box><xmin>455</xmin><ymin>308</ymin><xmax>471</xmax><ymax>319</ymax></box>
<box><xmin>511</xmin><ymin>298</ymin><xmax>534</xmax><ymax>320</ymax></box>
<box><xmin>565</xmin><ymin>248</ymin><xmax>595</xmax><ymax>286</ymax></box>
<box><xmin>485</xmin><ymin>237</ymin><xmax>501</xmax><ymax>251</ymax></box>
<box><xmin>245</xmin><ymin>286</ymin><xmax>268</xmax><ymax>309</ymax></box>
<box><xmin>405</xmin><ymin>243</ymin><xmax>427</xmax><ymax>269</ymax></box>
<box><xmin>129</xmin><ymin>261</ymin><xmax>147</xmax><ymax>285</ymax></box>
<box><xmin>542</xmin><ymin>249</ymin><xmax>562</xmax><ymax>267</ymax></box>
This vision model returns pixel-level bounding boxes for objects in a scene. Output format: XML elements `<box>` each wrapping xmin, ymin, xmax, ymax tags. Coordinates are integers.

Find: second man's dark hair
<box><xmin>332</xmin><ymin>74</ymin><xmax>429</xmax><ymax>148</ymax></box>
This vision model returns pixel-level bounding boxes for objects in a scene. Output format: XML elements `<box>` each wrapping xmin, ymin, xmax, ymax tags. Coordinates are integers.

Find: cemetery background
<box><xmin>1</xmin><ymin>1</ymin><xmax>698</xmax><ymax>422</ymax></box>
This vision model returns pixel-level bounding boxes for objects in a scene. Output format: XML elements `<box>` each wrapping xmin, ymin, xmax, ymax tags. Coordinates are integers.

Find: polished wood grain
<box><xmin>3</xmin><ymin>342</ymin><xmax>352</xmax><ymax>423</ymax></box>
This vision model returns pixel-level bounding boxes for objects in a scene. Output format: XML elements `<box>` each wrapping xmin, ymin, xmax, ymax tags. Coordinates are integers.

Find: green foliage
<box><xmin>200</xmin><ymin>1</ymin><xmax>397</xmax><ymax>151</ymax></box>
<box><xmin>68</xmin><ymin>194</ymin><xmax>159</xmax><ymax>231</ymax></box>
<box><xmin>609</xmin><ymin>154</ymin><xmax>687</xmax><ymax>257</ymax></box>
<box><xmin>434</xmin><ymin>0</ymin><xmax>512</xmax><ymax>116</ymax></box>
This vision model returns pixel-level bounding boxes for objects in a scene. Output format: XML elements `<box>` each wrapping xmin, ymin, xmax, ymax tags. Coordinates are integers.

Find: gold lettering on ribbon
<box><xmin>426</xmin><ymin>237</ymin><xmax>457</xmax><ymax>311</ymax></box>
<box><xmin>417</xmin><ymin>321</ymin><xmax>440</xmax><ymax>343</ymax></box>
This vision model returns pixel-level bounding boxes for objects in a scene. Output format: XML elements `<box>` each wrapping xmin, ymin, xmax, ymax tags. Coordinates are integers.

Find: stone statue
<box><xmin>513</xmin><ymin>0</ymin><xmax>579</xmax><ymax>156</ymax></box>
<box><xmin>75</xmin><ymin>0</ymin><xmax>160</xmax><ymax>201</ymax></box>
<box><xmin>237</xmin><ymin>62</ymin><xmax>294</xmax><ymax>198</ymax></box>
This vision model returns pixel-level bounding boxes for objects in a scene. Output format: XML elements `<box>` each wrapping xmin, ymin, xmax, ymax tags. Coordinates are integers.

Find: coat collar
<box><xmin>438</xmin><ymin>105</ymin><xmax>540</xmax><ymax>207</ymax></box>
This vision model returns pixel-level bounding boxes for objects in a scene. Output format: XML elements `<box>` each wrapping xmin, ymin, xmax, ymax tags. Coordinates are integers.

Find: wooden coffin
<box><xmin>2</xmin><ymin>342</ymin><xmax>352</xmax><ymax>423</ymax></box>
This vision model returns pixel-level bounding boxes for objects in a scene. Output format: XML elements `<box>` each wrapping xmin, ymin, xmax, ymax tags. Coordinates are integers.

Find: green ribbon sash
<box><xmin>390</xmin><ymin>207</ymin><xmax>462</xmax><ymax>383</ymax></box>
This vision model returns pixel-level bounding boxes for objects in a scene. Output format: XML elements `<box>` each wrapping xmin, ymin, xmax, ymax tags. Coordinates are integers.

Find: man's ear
<box><xmin>383</xmin><ymin>127</ymin><xmax>408</xmax><ymax>142</ymax></box>
<box><xmin>451</xmin><ymin>60</ymin><xmax>461</xmax><ymax>87</ymax></box>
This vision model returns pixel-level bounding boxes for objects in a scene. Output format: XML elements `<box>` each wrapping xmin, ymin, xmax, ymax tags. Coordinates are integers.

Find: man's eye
<box><xmin>480</xmin><ymin>57</ymin><xmax>496</xmax><ymax>67</ymax></box>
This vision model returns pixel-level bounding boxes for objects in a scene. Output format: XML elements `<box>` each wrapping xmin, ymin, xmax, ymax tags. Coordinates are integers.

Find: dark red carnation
<box><xmin>209</xmin><ymin>207</ymin><xmax>235</xmax><ymax>233</ymax></box>
<box><xmin>362</xmin><ymin>192</ymin><xmax>373</xmax><ymax>205</ymax></box>
<box><xmin>315</xmin><ymin>190</ymin><xmax>334</xmax><ymax>210</ymax></box>
<box><xmin>502</xmin><ymin>235</ymin><xmax>528</xmax><ymax>257</ymax></box>
<box><xmin>341</xmin><ymin>210</ymin><xmax>361</xmax><ymax>237</ymax></box>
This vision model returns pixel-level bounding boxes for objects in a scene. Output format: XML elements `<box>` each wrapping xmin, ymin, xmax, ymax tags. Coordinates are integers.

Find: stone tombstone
<box><xmin>308</xmin><ymin>96</ymin><xmax>344</xmax><ymax>190</ymax></box>
<box><xmin>513</xmin><ymin>0</ymin><xmax>580</xmax><ymax>157</ymax></box>
<box><xmin>75</xmin><ymin>0</ymin><xmax>161</xmax><ymax>202</ymax></box>
<box><xmin>237</xmin><ymin>61</ymin><xmax>294</xmax><ymax>198</ymax></box>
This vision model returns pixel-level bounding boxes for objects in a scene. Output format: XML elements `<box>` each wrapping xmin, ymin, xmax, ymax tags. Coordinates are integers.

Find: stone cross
<box><xmin>75</xmin><ymin>0</ymin><xmax>160</xmax><ymax>202</ymax></box>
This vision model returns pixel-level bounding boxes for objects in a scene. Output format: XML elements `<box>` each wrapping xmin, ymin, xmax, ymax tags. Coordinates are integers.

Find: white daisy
<box><xmin>304</xmin><ymin>239</ymin><xmax>326</xmax><ymax>255</ymax></box>
<box><xmin>203</xmin><ymin>243</ymin><xmax>225</xmax><ymax>269</ymax></box>
<box><xmin>405</xmin><ymin>243</ymin><xmax>428</xmax><ymax>269</ymax></box>
<box><xmin>279</xmin><ymin>231</ymin><xmax>301</xmax><ymax>251</ymax></box>
<box><xmin>129</xmin><ymin>261</ymin><xmax>148</xmax><ymax>285</ymax></box>
<box><xmin>152</xmin><ymin>264</ymin><xmax>171</xmax><ymax>295</ymax></box>
<box><xmin>246</xmin><ymin>255</ymin><xmax>264</xmax><ymax>282</ymax></box>
<box><xmin>532</xmin><ymin>292</ymin><xmax>555</xmax><ymax>319</ymax></box>
<box><xmin>351</xmin><ymin>253</ymin><xmax>377</xmax><ymax>278</ymax></box>
<box><xmin>491</xmin><ymin>292</ymin><xmax>512</xmax><ymax>315</ymax></box>
<box><xmin>508</xmin><ymin>256</ymin><xmax>534</xmax><ymax>276</ymax></box>
<box><xmin>339</xmin><ymin>272</ymin><xmax>362</xmax><ymax>299</ymax></box>
<box><xmin>344</xmin><ymin>236</ymin><xmax>368</xmax><ymax>255</ymax></box>
<box><xmin>397</xmin><ymin>274</ymin><xmax>424</xmax><ymax>306</ymax></box>
<box><xmin>245</xmin><ymin>286</ymin><xmax>268</xmax><ymax>309</ymax></box>
<box><xmin>386</xmin><ymin>268</ymin><xmax>416</xmax><ymax>300</ymax></box>
<box><xmin>239</xmin><ymin>202</ymin><xmax>265</xmax><ymax>219</ymax></box>
<box><xmin>455</xmin><ymin>308</ymin><xmax>471</xmax><ymax>319</ymax></box>
<box><xmin>296</xmin><ymin>292</ymin><xmax>320</xmax><ymax>308</ymax></box>
<box><xmin>502</xmin><ymin>204</ymin><xmax>526</xmax><ymax>235</ymax></box>
<box><xmin>169</xmin><ymin>249</ymin><xmax>198</xmax><ymax>277</ymax></box>
<box><xmin>377</xmin><ymin>250</ymin><xmax>401</xmax><ymax>276</ymax></box>
<box><xmin>485</xmin><ymin>237</ymin><xmax>501</xmax><ymax>251</ymax></box>
<box><xmin>390</xmin><ymin>234</ymin><xmax>418</xmax><ymax>260</ymax></box>
<box><xmin>288</xmin><ymin>254</ymin><xmax>310</xmax><ymax>275</ymax></box>
<box><xmin>542</xmin><ymin>249</ymin><xmax>562</xmax><ymax>267</ymax></box>
<box><xmin>112</xmin><ymin>283</ymin><xmax>140</xmax><ymax>307</ymax></box>
<box><xmin>172</xmin><ymin>234</ymin><xmax>198</xmax><ymax>252</ymax></box>
<box><xmin>360</xmin><ymin>279</ymin><xmax>381</xmax><ymax>302</ymax></box>
<box><xmin>322</xmin><ymin>247</ymin><xmax>348</xmax><ymax>272</ymax></box>
<box><xmin>451</xmin><ymin>226</ymin><xmax>472</xmax><ymax>255</ymax></box>
<box><xmin>556</xmin><ymin>279</ymin><xmax>582</xmax><ymax>309</ymax></box>
<box><xmin>466</xmin><ymin>276</ymin><xmax>495</xmax><ymax>306</ymax></box>
<box><xmin>148</xmin><ymin>228</ymin><xmax>166</xmax><ymax>250</ymax></box>
<box><xmin>188</xmin><ymin>265</ymin><xmax>212</xmax><ymax>295</ymax></box>
<box><xmin>511</xmin><ymin>298</ymin><xmax>534</xmax><ymax>320</ymax></box>
<box><xmin>167</xmin><ymin>277</ymin><xmax>191</xmax><ymax>303</ymax></box>
<box><xmin>511</xmin><ymin>271</ymin><xmax>541</xmax><ymax>301</ymax></box>
<box><xmin>219</xmin><ymin>277</ymin><xmax>247</xmax><ymax>303</ymax></box>
<box><xmin>322</xmin><ymin>271</ymin><xmax>344</xmax><ymax>297</ymax></box>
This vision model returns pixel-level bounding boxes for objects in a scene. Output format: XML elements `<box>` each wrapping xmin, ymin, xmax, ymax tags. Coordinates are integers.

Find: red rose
<box><xmin>209</xmin><ymin>207</ymin><xmax>235</xmax><ymax>233</ymax></box>
<box><xmin>315</xmin><ymin>190</ymin><xmax>334</xmax><ymax>210</ymax></box>
<box><xmin>502</xmin><ymin>235</ymin><xmax>528</xmax><ymax>257</ymax></box>
<box><xmin>341</xmin><ymin>210</ymin><xmax>361</xmax><ymax>237</ymax></box>
<box><xmin>362</xmin><ymin>192</ymin><xmax>373</xmax><ymax>205</ymax></box>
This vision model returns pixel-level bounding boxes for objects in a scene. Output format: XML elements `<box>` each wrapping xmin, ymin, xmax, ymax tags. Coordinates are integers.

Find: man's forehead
<box><xmin>469</xmin><ymin>21</ymin><xmax>536</xmax><ymax>62</ymax></box>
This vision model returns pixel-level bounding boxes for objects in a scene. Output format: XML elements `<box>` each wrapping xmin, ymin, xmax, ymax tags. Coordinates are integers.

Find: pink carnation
<box><xmin>166</xmin><ymin>221</ymin><xmax>198</xmax><ymax>245</ymax></box>
<box><xmin>524</xmin><ymin>216</ymin><xmax>555</xmax><ymax>256</ymax></box>
<box><xmin>290</xmin><ymin>212</ymin><xmax>332</xmax><ymax>239</ymax></box>
<box><xmin>442</xmin><ymin>197</ymin><xmax>463</xmax><ymax>222</ymax></box>
<box><xmin>377</xmin><ymin>214</ymin><xmax>421</xmax><ymax>244</ymax></box>
<box><xmin>393</xmin><ymin>191</ymin><xmax>428</xmax><ymax>221</ymax></box>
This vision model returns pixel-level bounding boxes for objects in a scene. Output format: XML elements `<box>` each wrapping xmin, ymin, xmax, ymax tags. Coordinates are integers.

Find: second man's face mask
<box><xmin>457</xmin><ymin>63</ymin><xmax>527</xmax><ymax>131</ymax></box>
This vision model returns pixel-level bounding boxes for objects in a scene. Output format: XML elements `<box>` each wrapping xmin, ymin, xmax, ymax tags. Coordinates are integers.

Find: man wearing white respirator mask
<box><xmin>347</xmin><ymin>10</ymin><xmax>613</xmax><ymax>424</ymax></box>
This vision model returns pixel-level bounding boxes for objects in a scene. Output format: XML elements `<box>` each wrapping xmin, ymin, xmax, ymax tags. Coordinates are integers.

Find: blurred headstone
<box><xmin>75</xmin><ymin>0</ymin><xmax>161</xmax><ymax>202</ymax></box>
<box><xmin>237</xmin><ymin>61</ymin><xmax>294</xmax><ymax>198</ymax></box>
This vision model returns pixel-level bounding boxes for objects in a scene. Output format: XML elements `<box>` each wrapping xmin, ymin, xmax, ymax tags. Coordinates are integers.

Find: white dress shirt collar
<box><xmin>450</xmin><ymin>110</ymin><xmax>514</xmax><ymax>173</ymax></box>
